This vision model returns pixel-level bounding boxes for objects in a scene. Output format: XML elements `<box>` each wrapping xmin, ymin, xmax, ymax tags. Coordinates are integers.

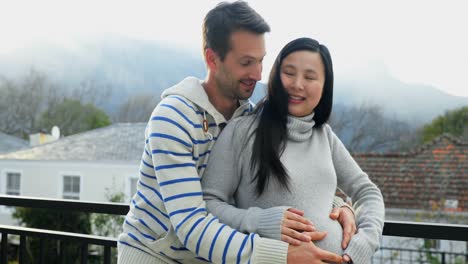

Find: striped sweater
<box><xmin>118</xmin><ymin>77</ymin><xmax>289</xmax><ymax>263</ymax></box>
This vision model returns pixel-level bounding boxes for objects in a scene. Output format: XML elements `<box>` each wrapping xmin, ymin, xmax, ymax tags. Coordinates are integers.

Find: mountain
<box><xmin>0</xmin><ymin>35</ymin><xmax>466</xmax><ymax>125</ymax></box>
<box><xmin>0</xmin><ymin>35</ymin><xmax>206</xmax><ymax>113</ymax></box>
<box><xmin>333</xmin><ymin>61</ymin><xmax>468</xmax><ymax>125</ymax></box>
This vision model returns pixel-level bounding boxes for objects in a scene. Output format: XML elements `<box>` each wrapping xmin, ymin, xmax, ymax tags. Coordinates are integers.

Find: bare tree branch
<box><xmin>329</xmin><ymin>102</ymin><xmax>413</xmax><ymax>153</ymax></box>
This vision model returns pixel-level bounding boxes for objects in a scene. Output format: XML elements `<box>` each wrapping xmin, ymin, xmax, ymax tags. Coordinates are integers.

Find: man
<box><xmin>118</xmin><ymin>1</ymin><xmax>355</xmax><ymax>263</ymax></box>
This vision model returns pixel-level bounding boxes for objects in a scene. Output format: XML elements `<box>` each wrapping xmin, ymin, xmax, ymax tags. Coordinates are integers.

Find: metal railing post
<box><xmin>39</xmin><ymin>238</ymin><xmax>46</xmax><ymax>264</ymax></box>
<box><xmin>19</xmin><ymin>235</ymin><xmax>26</xmax><ymax>264</ymax></box>
<box><xmin>1</xmin><ymin>232</ymin><xmax>7</xmax><ymax>264</ymax></box>
<box><xmin>59</xmin><ymin>240</ymin><xmax>65</xmax><ymax>264</ymax></box>
<box><xmin>81</xmin><ymin>242</ymin><xmax>88</xmax><ymax>264</ymax></box>
<box><xmin>104</xmin><ymin>246</ymin><xmax>111</xmax><ymax>264</ymax></box>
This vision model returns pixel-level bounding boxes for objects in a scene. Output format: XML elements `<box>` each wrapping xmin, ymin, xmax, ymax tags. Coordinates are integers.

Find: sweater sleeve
<box><xmin>147</xmin><ymin>100</ymin><xmax>288</xmax><ymax>264</ymax></box>
<box><xmin>202</xmin><ymin>119</ymin><xmax>290</xmax><ymax>241</ymax></box>
<box><xmin>326</xmin><ymin>125</ymin><xmax>385</xmax><ymax>264</ymax></box>
<box><xmin>333</xmin><ymin>196</ymin><xmax>355</xmax><ymax>216</ymax></box>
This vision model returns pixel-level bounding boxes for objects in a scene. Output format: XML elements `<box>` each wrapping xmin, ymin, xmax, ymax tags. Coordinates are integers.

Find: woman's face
<box><xmin>280</xmin><ymin>50</ymin><xmax>325</xmax><ymax>117</ymax></box>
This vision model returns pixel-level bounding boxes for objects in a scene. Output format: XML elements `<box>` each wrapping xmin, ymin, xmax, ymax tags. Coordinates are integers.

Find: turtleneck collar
<box><xmin>287</xmin><ymin>112</ymin><xmax>315</xmax><ymax>142</ymax></box>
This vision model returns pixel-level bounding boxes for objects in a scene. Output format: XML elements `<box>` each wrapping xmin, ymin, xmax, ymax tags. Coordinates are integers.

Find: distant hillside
<box><xmin>0</xmin><ymin>35</ymin><xmax>466</xmax><ymax>124</ymax></box>
<box><xmin>334</xmin><ymin>62</ymin><xmax>468</xmax><ymax>124</ymax></box>
<box><xmin>0</xmin><ymin>35</ymin><xmax>206</xmax><ymax>113</ymax></box>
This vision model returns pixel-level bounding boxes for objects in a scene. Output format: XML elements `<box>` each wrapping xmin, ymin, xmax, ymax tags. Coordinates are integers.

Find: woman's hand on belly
<box><xmin>329</xmin><ymin>206</ymin><xmax>357</xmax><ymax>249</ymax></box>
<box><xmin>282</xmin><ymin>208</ymin><xmax>316</xmax><ymax>245</ymax></box>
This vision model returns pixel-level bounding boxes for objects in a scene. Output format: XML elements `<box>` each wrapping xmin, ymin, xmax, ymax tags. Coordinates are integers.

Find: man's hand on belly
<box><xmin>287</xmin><ymin>233</ymin><xmax>343</xmax><ymax>264</ymax></box>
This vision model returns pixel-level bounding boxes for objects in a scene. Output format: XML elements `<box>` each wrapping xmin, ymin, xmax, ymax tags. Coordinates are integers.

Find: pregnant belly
<box><xmin>308</xmin><ymin>215</ymin><xmax>344</xmax><ymax>256</ymax></box>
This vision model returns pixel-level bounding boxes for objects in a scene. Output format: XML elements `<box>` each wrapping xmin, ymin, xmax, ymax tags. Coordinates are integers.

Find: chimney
<box><xmin>29</xmin><ymin>126</ymin><xmax>60</xmax><ymax>147</ymax></box>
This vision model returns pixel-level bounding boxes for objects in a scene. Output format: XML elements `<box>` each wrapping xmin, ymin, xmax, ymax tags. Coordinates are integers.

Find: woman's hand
<box><xmin>281</xmin><ymin>208</ymin><xmax>315</xmax><ymax>245</ymax></box>
<box><xmin>329</xmin><ymin>206</ymin><xmax>357</xmax><ymax>249</ymax></box>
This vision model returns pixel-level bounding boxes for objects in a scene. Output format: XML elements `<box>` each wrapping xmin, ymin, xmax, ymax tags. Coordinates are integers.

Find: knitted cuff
<box><xmin>333</xmin><ymin>196</ymin><xmax>355</xmax><ymax>216</ymax></box>
<box><xmin>251</xmin><ymin>237</ymin><xmax>289</xmax><ymax>264</ymax></box>
<box><xmin>118</xmin><ymin>242</ymin><xmax>177</xmax><ymax>263</ymax></box>
<box><xmin>258</xmin><ymin>206</ymin><xmax>290</xmax><ymax>240</ymax></box>
<box><xmin>344</xmin><ymin>233</ymin><xmax>374</xmax><ymax>264</ymax></box>
<box><xmin>341</xmin><ymin>202</ymin><xmax>356</xmax><ymax>217</ymax></box>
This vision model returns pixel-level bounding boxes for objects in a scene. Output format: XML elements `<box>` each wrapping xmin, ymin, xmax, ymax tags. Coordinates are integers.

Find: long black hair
<box><xmin>250</xmin><ymin>37</ymin><xmax>334</xmax><ymax>196</ymax></box>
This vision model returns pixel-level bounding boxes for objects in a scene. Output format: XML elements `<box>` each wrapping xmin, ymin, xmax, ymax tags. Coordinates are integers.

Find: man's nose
<box><xmin>250</xmin><ymin>63</ymin><xmax>262</xmax><ymax>81</ymax></box>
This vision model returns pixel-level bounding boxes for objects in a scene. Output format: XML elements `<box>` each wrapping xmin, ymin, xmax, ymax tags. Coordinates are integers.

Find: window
<box><xmin>6</xmin><ymin>172</ymin><xmax>21</xmax><ymax>195</ymax></box>
<box><xmin>63</xmin><ymin>175</ymin><xmax>80</xmax><ymax>200</ymax></box>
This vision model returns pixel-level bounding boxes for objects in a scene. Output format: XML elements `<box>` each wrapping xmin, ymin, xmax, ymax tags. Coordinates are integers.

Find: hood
<box><xmin>161</xmin><ymin>76</ymin><xmax>253</xmax><ymax>125</ymax></box>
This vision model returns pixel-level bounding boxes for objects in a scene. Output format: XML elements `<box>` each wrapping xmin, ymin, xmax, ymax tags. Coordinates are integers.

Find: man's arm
<box><xmin>146</xmin><ymin>99</ymin><xmax>288</xmax><ymax>263</ymax></box>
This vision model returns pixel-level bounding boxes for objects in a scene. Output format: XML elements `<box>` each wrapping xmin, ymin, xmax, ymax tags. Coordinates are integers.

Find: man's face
<box><xmin>214</xmin><ymin>30</ymin><xmax>266</xmax><ymax>100</ymax></box>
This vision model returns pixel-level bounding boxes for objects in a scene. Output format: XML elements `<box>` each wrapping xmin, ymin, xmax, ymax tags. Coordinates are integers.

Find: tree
<box><xmin>13</xmin><ymin>207</ymin><xmax>92</xmax><ymax>263</ymax></box>
<box><xmin>114</xmin><ymin>94</ymin><xmax>159</xmax><ymax>123</ymax></box>
<box><xmin>0</xmin><ymin>69</ymin><xmax>63</xmax><ymax>138</ymax></box>
<box><xmin>329</xmin><ymin>103</ymin><xmax>413</xmax><ymax>153</ymax></box>
<box><xmin>421</xmin><ymin>106</ymin><xmax>468</xmax><ymax>143</ymax></box>
<box><xmin>69</xmin><ymin>79</ymin><xmax>113</xmax><ymax>108</ymax></box>
<box><xmin>91</xmin><ymin>188</ymin><xmax>126</xmax><ymax>263</ymax></box>
<box><xmin>0</xmin><ymin>69</ymin><xmax>114</xmax><ymax>138</ymax></box>
<box><xmin>39</xmin><ymin>99</ymin><xmax>111</xmax><ymax>136</ymax></box>
<box><xmin>91</xmin><ymin>190</ymin><xmax>125</xmax><ymax>238</ymax></box>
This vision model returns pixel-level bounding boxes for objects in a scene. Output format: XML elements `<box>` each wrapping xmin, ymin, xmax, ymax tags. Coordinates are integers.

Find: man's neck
<box><xmin>202</xmin><ymin>80</ymin><xmax>239</xmax><ymax>121</ymax></box>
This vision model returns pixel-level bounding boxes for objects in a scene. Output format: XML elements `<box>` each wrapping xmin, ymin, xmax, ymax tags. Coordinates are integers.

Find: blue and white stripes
<box><xmin>118</xmin><ymin>77</ymin><xmax>287</xmax><ymax>263</ymax></box>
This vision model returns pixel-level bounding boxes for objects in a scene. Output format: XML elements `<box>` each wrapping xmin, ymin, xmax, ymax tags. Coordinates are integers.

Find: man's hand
<box><xmin>343</xmin><ymin>254</ymin><xmax>353</xmax><ymax>263</ymax></box>
<box><xmin>282</xmin><ymin>208</ymin><xmax>315</xmax><ymax>245</ymax></box>
<box><xmin>287</xmin><ymin>231</ymin><xmax>343</xmax><ymax>264</ymax></box>
<box><xmin>329</xmin><ymin>206</ymin><xmax>357</xmax><ymax>249</ymax></box>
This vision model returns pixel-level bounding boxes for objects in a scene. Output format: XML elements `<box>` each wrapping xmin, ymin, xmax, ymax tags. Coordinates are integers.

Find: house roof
<box><xmin>2</xmin><ymin>123</ymin><xmax>466</xmax><ymax>212</ymax></box>
<box><xmin>0</xmin><ymin>123</ymin><xmax>146</xmax><ymax>162</ymax></box>
<box><xmin>353</xmin><ymin>134</ymin><xmax>467</xmax><ymax>212</ymax></box>
<box><xmin>0</xmin><ymin>132</ymin><xmax>28</xmax><ymax>154</ymax></box>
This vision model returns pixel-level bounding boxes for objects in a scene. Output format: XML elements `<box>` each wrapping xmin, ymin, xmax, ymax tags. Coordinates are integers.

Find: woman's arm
<box><xmin>327</xmin><ymin>125</ymin><xmax>385</xmax><ymax>264</ymax></box>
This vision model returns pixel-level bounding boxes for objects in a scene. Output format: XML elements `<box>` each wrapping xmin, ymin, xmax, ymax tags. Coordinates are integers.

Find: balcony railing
<box><xmin>374</xmin><ymin>246</ymin><xmax>467</xmax><ymax>264</ymax></box>
<box><xmin>0</xmin><ymin>195</ymin><xmax>467</xmax><ymax>263</ymax></box>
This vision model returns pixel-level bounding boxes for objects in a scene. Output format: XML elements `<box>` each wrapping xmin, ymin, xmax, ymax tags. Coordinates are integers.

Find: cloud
<box><xmin>0</xmin><ymin>0</ymin><xmax>467</xmax><ymax>97</ymax></box>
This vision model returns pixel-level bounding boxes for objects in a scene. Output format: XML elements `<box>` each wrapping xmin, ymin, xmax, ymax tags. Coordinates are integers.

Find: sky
<box><xmin>0</xmin><ymin>0</ymin><xmax>467</xmax><ymax>97</ymax></box>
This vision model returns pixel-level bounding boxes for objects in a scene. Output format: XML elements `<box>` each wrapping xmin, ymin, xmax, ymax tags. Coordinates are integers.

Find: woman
<box><xmin>202</xmin><ymin>37</ymin><xmax>385</xmax><ymax>264</ymax></box>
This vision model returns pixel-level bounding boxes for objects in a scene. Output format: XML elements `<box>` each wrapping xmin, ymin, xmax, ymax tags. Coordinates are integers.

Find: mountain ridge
<box><xmin>1</xmin><ymin>35</ymin><xmax>466</xmax><ymax>125</ymax></box>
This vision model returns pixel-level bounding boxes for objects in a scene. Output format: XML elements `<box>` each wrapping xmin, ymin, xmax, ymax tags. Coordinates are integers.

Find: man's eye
<box><xmin>241</xmin><ymin>61</ymin><xmax>251</xmax><ymax>66</ymax></box>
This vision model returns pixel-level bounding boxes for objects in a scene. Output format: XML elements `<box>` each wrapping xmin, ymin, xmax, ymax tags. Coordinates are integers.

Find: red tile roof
<box><xmin>352</xmin><ymin>134</ymin><xmax>467</xmax><ymax>212</ymax></box>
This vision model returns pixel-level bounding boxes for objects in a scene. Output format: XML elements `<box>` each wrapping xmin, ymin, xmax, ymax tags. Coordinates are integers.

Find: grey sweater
<box><xmin>202</xmin><ymin>112</ymin><xmax>385</xmax><ymax>264</ymax></box>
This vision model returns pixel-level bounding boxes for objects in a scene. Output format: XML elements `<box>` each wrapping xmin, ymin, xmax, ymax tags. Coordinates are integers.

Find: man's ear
<box><xmin>205</xmin><ymin>48</ymin><xmax>218</xmax><ymax>72</ymax></box>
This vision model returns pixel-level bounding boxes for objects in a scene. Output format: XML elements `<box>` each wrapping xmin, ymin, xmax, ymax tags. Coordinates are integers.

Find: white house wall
<box><xmin>0</xmin><ymin>159</ymin><xmax>139</xmax><ymax>225</ymax></box>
